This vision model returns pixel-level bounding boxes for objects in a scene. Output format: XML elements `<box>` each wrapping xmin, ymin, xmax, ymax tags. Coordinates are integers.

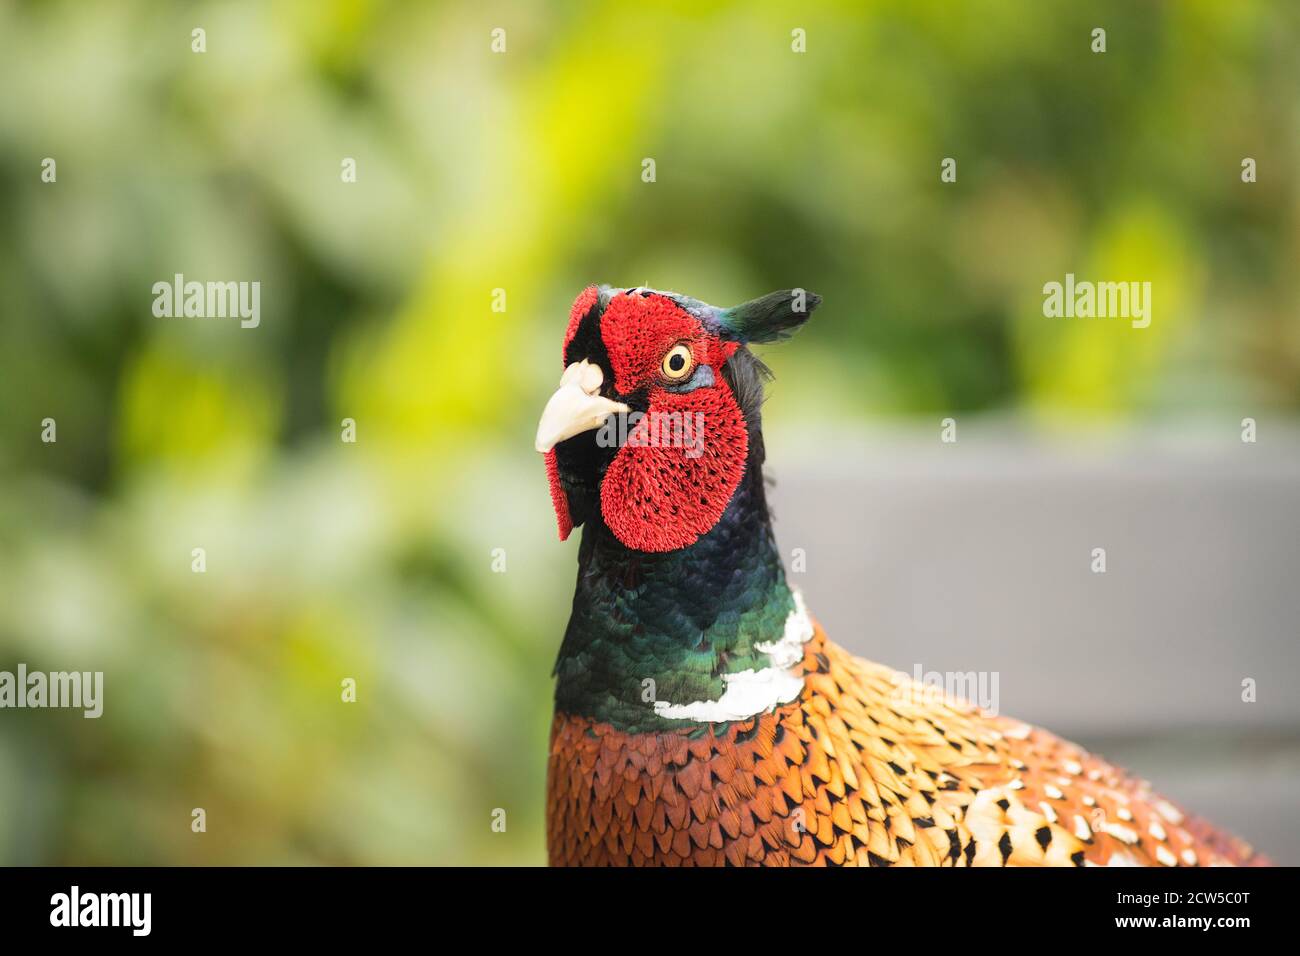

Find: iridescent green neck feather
<box><xmin>553</xmin><ymin>452</ymin><xmax>794</xmax><ymax>734</ymax></box>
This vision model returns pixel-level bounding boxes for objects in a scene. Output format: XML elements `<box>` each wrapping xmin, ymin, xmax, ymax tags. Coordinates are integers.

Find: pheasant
<box><xmin>535</xmin><ymin>285</ymin><xmax>1266</xmax><ymax>867</ymax></box>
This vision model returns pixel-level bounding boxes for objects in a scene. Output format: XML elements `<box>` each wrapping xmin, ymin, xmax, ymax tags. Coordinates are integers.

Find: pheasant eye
<box><xmin>661</xmin><ymin>343</ymin><xmax>694</xmax><ymax>381</ymax></box>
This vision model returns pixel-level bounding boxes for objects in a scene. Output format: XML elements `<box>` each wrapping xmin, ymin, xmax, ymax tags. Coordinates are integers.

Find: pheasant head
<box><xmin>536</xmin><ymin>285</ymin><xmax>821</xmax><ymax>553</ymax></box>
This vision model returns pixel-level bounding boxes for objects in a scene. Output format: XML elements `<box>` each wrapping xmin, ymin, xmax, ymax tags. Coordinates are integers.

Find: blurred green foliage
<box><xmin>0</xmin><ymin>0</ymin><xmax>1296</xmax><ymax>864</ymax></box>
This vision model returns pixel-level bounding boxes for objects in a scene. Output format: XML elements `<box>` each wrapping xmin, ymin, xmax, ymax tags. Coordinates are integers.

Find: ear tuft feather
<box><xmin>717</xmin><ymin>289</ymin><xmax>821</xmax><ymax>344</ymax></box>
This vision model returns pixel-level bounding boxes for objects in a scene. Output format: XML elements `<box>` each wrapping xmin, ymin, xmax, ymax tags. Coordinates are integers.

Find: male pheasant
<box><xmin>536</xmin><ymin>285</ymin><xmax>1266</xmax><ymax>867</ymax></box>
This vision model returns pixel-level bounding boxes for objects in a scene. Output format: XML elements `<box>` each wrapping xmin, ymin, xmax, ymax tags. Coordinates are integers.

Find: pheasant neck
<box><xmin>554</xmin><ymin>452</ymin><xmax>806</xmax><ymax>734</ymax></box>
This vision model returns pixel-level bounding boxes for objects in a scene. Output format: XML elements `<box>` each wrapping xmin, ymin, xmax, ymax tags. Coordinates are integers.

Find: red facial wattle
<box><xmin>544</xmin><ymin>285</ymin><xmax>602</xmax><ymax>541</ymax></box>
<box><xmin>545</xmin><ymin>448</ymin><xmax>574</xmax><ymax>540</ymax></box>
<box><xmin>593</xmin><ymin>292</ymin><xmax>746</xmax><ymax>551</ymax></box>
<box><xmin>542</xmin><ymin>287</ymin><xmax>752</xmax><ymax>552</ymax></box>
<box><xmin>599</xmin><ymin>373</ymin><xmax>748</xmax><ymax>552</ymax></box>
<box><xmin>599</xmin><ymin>293</ymin><xmax>704</xmax><ymax>394</ymax></box>
<box><xmin>563</xmin><ymin>284</ymin><xmax>599</xmax><ymax>357</ymax></box>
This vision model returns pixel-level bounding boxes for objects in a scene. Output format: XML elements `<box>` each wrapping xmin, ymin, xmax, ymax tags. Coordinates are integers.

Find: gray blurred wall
<box><xmin>766</xmin><ymin>420</ymin><xmax>1300</xmax><ymax>864</ymax></box>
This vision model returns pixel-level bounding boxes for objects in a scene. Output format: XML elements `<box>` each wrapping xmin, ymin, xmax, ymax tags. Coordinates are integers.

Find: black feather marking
<box><xmin>719</xmin><ymin>346</ymin><xmax>772</xmax><ymax>448</ymax></box>
<box><xmin>998</xmin><ymin>832</ymin><xmax>1013</xmax><ymax>864</ymax></box>
<box><xmin>734</xmin><ymin>719</ymin><xmax>761</xmax><ymax>744</ymax></box>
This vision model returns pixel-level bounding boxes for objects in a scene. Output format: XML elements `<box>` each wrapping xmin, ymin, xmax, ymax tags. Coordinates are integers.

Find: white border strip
<box><xmin>652</xmin><ymin>592</ymin><xmax>814</xmax><ymax>722</ymax></box>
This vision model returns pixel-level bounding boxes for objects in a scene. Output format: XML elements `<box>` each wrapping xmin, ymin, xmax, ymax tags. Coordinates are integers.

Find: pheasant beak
<box><xmin>534</xmin><ymin>360</ymin><xmax>630</xmax><ymax>454</ymax></box>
